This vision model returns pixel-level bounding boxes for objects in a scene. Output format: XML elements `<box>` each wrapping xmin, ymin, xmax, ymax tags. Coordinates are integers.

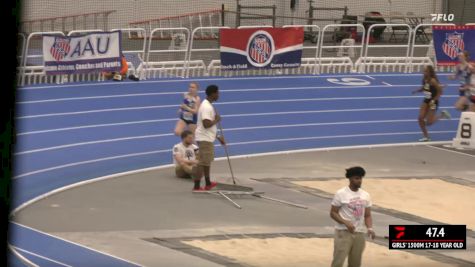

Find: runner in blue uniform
<box><xmin>449</xmin><ymin>51</ymin><xmax>472</xmax><ymax>111</ymax></box>
<box><xmin>174</xmin><ymin>82</ymin><xmax>201</xmax><ymax>136</ymax></box>
<box><xmin>412</xmin><ymin>65</ymin><xmax>451</xmax><ymax>142</ymax></box>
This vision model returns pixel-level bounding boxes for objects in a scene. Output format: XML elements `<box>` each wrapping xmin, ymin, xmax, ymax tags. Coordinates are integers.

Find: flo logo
<box><xmin>246</xmin><ymin>31</ymin><xmax>275</xmax><ymax>67</ymax></box>
<box><xmin>430</xmin><ymin>14</ymin><xmax>455</xmax><ymax>22</ymax></box>
<box><xmin>394</xmin><ymin>226</ymin><xmax>405</xmax><ymax>239</ymax></box>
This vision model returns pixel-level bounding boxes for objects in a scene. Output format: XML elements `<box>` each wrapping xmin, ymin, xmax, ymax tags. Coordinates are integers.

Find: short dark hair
<box><xmin>345</xmin><ymin>166</ymin><xmax>366</xmax><ymax>178</ymax></box>
<box><xmin>181</xmin><ymin>130</ymin><xmax>193</xmax><ymax>139</ymax></box>
<box><xmin>206</xmin><ymin>85</ymin><xmax>219</xmax><ymax>96</ymax></box>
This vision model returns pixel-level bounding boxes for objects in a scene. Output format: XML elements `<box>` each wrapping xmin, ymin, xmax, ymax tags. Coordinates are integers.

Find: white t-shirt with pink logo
<box><xmin>331</xmin><ymin>186</ymin><xmax>372</xmax><ymax>233</ymax></box>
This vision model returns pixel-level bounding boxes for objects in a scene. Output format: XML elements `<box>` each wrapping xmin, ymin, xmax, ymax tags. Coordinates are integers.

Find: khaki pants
<box><xmin>197</xmin><ymin>141</ymin><xmax>214</xmax><ymax>167</ymax></box>
<box><xmin>331</xmin><ymin>230</ymin><xmax>366</xmax><ymax>267</ymax></box>
<box><xmin>175</xmin><ymin>164</ymin><xmax>193</xmax><ymax>178</ymax></box>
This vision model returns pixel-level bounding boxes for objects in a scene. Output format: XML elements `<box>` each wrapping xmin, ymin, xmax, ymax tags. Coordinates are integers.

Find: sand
<box><xmin>293</xmin><ymin>178</ymin><xmax>475</xmax><ymax>230</ymax></box>
<box><xmin>184</xmin><ymin>237</ymin><xmax>454</xmax><ymax>267</ymax></box>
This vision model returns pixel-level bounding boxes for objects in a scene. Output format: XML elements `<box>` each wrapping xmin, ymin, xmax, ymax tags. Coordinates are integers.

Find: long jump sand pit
<box><xmin>292</xmin><ymin>178</ymin><xmax>475</xmax><ymax>230</ymax></box>
<box><xmin>183</xmin><ymin>236</ymin><xmax>454</xmax><ymax>267</ymax></box>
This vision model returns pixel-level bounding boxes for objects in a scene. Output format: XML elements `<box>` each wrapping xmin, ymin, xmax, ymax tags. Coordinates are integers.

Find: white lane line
<box><xmin>11</xmin><ymin>246</ymin><xmax>72</xmax><ymax>267</ymax></box>
<box><xmin>426</xmin><ymin>145</ymin><xmax>475</xmax><ymax>158</ymax></box>
<box><xmin>8</xmin><ymin>245</ymin><xmax>40</xmax><ymax>267</ymax></box>
<box><xmin>228</xmin><ymin>130</ymin><xmax>455</xmax><ymax>146</ymax></box>
<box><xmin>18</xmin><ymin>118</ymin><xmax>177</xmax><ymax>136</ymax></box>
<box><xmin>17</xmin><ymin>106</ymin><xmax>457</xmax><ymax>136</ymax></box>
<box><xmin>15</xmin><ymin>133</ymin><xmax>174</xmax><ymax>155</ymax></box>
<box><xmin>16</xmin><ymin>118</ymin><xmax>460</xmax><ymax>155</ymax></box>
<box><xmin>18</xmin><ymin>73</ymin><xmax>453</xmax><ymax>90</ymax></box>
<box><xmin>13</xmin><ymin>119</ymin><xmax>428</xmax><ymax>155</ymax></box>
<box><xmin>13</xmin><ymin>130</ymin><xmax>457</xmax><ymax>178</ymax></box>
<box><xmin>10</xmin><ymin>222</ymin><xmax>143</xmax><ymax>266</ymax></box>
<box><xmin>17</xmin><ymin>83</ymin><xmax>462</xmax><ymax>104</ymax></box>
<box><xmin>13</xmin><ymin>149</ymin><xmax>171</xmax><ymax>178</ymax></box>
<box><xmin>10</xmin><ymin>141</ymin><xmax>450</xmax><ymax>216</ymax></box>
<box><xmin>15</xmin><ymin>95</ymin><xmax>460</xmax><ymax>119</ymax></box>
<box><xmin>365</xmin><ymin>75</ymin><xmax>376</xmax><ymax>80</ymax></box>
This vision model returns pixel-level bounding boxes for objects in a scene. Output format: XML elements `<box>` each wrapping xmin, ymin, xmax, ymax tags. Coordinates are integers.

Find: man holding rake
<box><xmin>192</xmin><ymin>85</ymin><xmax>226</xmax><ymax>191</ymax></box>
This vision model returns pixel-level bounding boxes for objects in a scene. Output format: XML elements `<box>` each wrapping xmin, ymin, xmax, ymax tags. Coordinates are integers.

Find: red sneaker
<box><xmin>192</xmin><ymin>187</ymin><xmax>205</xmax><ymax>192</ymax></box>
<box><xmin>204</xmin><ymin>181</ymin><xmax>218</xmax><ymax>191</ymax></box>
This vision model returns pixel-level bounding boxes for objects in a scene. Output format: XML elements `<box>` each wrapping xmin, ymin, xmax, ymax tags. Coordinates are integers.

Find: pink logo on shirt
<box><xmin>348</xmin><ymin>198</ymin><xmax>365</xmax><ymax>219</ymax></box>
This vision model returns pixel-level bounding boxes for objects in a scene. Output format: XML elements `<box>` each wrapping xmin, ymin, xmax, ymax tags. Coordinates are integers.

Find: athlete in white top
<box><xmin>449</xmin><ymin>51</ymin><xmax>472</xmax><ymax>111</ymax></box>
<box><xmin>192</xmin><ymin>85</ymin><xmax>225</xmax><ymax>191</ymax></box>
<box><xmin>173</xmin><ymin>130</ymin><xmax>198</xmax><ymax>178</ymax></box>
<box><xmin>330</xmin><ymin>166</ymin><xmax>375</xmax><ymax>267</ymax></box>
<box><xmin>462</xmin><ymin>62</ymin><xmax>475</xmax><ymax>112</ymax></box>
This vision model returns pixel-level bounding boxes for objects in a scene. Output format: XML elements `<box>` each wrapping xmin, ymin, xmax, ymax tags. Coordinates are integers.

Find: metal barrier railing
<box><xmin>17</xmin><ymin>33</ymin><xmax>26</xmax><ymax>66</ymax></box>
<box><xmin>363</xmin><ymin>23</ymin><xmax>412</xmax><ymax>72</ymax></box>
<box><xmin>67</xmin><ymin>29</ymin><xmax>103</xmax><ymax>36</ymax></box>
<box><xmin>319</xmin><ymin>24</ymin><xmax>365</xmax><ymax>73</ymax></box>
<box><xmin>145</xmin><ymin>27</ymin><xmax>191</xmax><ymax>78</ymax></box>
<box><xmin>20</xmin><ymin>31</ymin><xmax>65</xmax><ymax>86</ymax></box>
<box><xmin>186</xmin><ymin>26</ymin><xmax>230</xmax><ymax>77</ymax></box>
<box><xmin>237</xmin><ymin>25</ymin><xmax>273</xmax><ymax>29</ymax></box>
<box><xmin>18</xmin><ymin>23</ymin><xmax>475</xmax><ymax>85</ymax></box>
<box><xmin>284</xmin><ymin>25</ymin><xmax>321</xmax><ymax>74</ymax></box>
<box><xmin>364</xmin><ymin>23</ymin><xmax>412</xmax><ymax>58</ymax></box>
<box><xmin>112</xmin><ymin>28</ymin><xmax>147</xmax><ymax>77</ymax></box>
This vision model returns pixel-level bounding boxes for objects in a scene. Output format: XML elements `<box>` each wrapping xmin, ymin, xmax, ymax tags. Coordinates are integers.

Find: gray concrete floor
<box><xmin>12</xmin><ymin>144</ymin><xmax>475</xmax><ymax>267</ymax></box>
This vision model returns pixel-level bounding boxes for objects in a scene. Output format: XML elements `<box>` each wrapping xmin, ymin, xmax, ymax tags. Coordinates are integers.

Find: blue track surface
<box><xmin>10</xmin><ymin>73</ymin><xmax>461</xmax><ymax>266</ymax></box>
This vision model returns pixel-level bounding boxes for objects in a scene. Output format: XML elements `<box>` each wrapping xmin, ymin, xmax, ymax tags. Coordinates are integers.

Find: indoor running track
<box><xmin>10</xmin><ymin>73</ymin><xmax>461</xmax><ymax>266</ymax></box>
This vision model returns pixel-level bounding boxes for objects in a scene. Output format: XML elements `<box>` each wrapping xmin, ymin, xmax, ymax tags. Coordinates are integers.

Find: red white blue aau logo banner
<box><xmin>247</xmin><ymin>31</ymin><xmax>274</xmax><ymax>66</ymax></box>
<box><xmin>220</xmin><ymin>27</ymin><xmax>303</xmax><ymax>70</ymax></box>
<box><xmin>442</xmin><ymin>32</ymin><xmax>464</xmax><ymax>59</ymax></box>
<box><xmin>50</xmin><ymin>37</ymin><xmax>71</xmax><ymax>61</ymax></box>
<box><xmin>433</xmin><ymin>25</ymin><xmax>475</xmax><ymax>66</ymax></box>
<box><xmin>43</xmin><ymin>31</ymin><xmax>122</xmax><ymax>75</ymax></box>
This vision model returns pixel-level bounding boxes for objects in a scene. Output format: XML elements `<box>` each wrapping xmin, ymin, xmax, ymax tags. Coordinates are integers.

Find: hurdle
<box><xmin>235</xmin><ymin>3</ymin><xmax>276</xmax><ymax>27</ymax></box>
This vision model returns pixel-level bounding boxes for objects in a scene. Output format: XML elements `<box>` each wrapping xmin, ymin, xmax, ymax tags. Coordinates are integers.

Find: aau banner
<box><xmin>220</xmin><ymin>27</ymin><xmax>304</xmax><ymax>70</ymax></box>
<box><xmin>433</xmin><ymin>25</ymin><xmax>475</xmax><ymax>66</ymax></box>
<box><xmin>43</xmin><ymin>31</ymin><xmax>122</xmax><ymax>75</ymax></box>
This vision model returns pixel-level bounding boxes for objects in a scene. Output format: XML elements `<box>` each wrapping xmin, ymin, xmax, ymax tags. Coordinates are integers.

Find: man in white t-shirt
<box><xmin>173</xmin><ymin>130</ymin><xmax>198</xmax><ymax>178</ymax></box>
<box><xmin>330</xmin><ymin>166</ymin><xmax>375</xmax><ymax>267</ymax></box>
<box><xmin>192</xmin><ymin>85</ymin><xmax>225</xmax><ymax>191</ymax></box>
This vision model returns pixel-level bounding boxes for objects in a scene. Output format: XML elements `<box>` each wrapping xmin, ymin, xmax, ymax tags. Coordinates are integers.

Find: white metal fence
<box><xmin>17</xmin><ymin>23</ymin><xmax>472</xmax><ymax>85</ymax></box>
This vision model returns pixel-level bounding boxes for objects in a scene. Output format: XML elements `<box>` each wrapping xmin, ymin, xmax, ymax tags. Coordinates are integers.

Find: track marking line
<box><xmin>11</xmin><ymin>246</ymin><xmax>72</xmax><ymax>267</ymax></box>
<box><xmin>17</xmin><ymin>84</ymin><xmax>462</xmax><ymax>104</ymax></box>
<box><xmin>18</xmin><ymin>73</ymin><xmax>453</xmax><ymax>90</ymax></box>
<box><xmin>382</xmin><ymin>81</ymin><xmax>393</xmax><ymax>86</ymax></box>
<box><xmin>16</xmin><ymin>118</ymin><xmax>460</xmax><ymax>155</ymax></box>
<box><xmin>426</xmin><ymin>145</ymin><xmax>475</xmax><ymax>158</ymax></box>
<box><xmin>18</xmin><ymin>106</ymin><xmax>456</xmax><ymax>136</ymax></box>
<box><xmin>13</xmin><ymin>129</ymin><xmax>458</xmax><ymax>178</ymax></box>
<box><xmin>10</xmin><ymin>141</ymin><xmax>450</xmax><ymax>216</ymax></box>
<box><xmin>10</xmin><ymin>222</ymin><xmax>143</xmax><ymax>267</ymax></box>
<box><xmin>15</xmin><ymin>133</ymin><xmax>174</xmax><ymax>155</ymax></box>
<box><xmin>13</xmin><ymin>149</ymin><xmax>171</xmax><ymax>179</ymax></box>
<box><xmin>16</xmin><ymin>95</ymin><xmax>459</xmax><ymax>119</ymax></box>
<box><xmin>365</xmin><ymin>75</ymin><xmax>376</xmax><ymax>80</ymax></box>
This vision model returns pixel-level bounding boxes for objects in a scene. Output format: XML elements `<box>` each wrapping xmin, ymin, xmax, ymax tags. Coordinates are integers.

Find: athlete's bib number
<box><xmin>183</xmin><ymin>111</ymin><xmax>193</xmax><ymax>121</ymax></box>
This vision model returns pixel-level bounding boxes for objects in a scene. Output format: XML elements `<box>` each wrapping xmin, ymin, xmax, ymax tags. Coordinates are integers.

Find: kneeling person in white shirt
<box><xmin>173</xmin><ymin>130</ymin><xmax>199</xmax><ymax>178</ymax></box>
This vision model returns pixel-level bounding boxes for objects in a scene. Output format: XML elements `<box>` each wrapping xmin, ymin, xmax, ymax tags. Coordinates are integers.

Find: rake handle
<box><xmin>217</xmin><ymin>121</ymin><xmax>237</xmax><ymax>185</ymax></box>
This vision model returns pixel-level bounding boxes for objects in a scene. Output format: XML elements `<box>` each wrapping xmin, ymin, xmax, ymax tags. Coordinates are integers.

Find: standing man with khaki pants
<box><xmin>192</xmin><ymin>85</ymin><xmax>225</xmax><ymax>191</ymax></box>
<box><xmin>330</xmin><ymin>166</ymin><xmax>375</xmax><ymax>267</ymax></box>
